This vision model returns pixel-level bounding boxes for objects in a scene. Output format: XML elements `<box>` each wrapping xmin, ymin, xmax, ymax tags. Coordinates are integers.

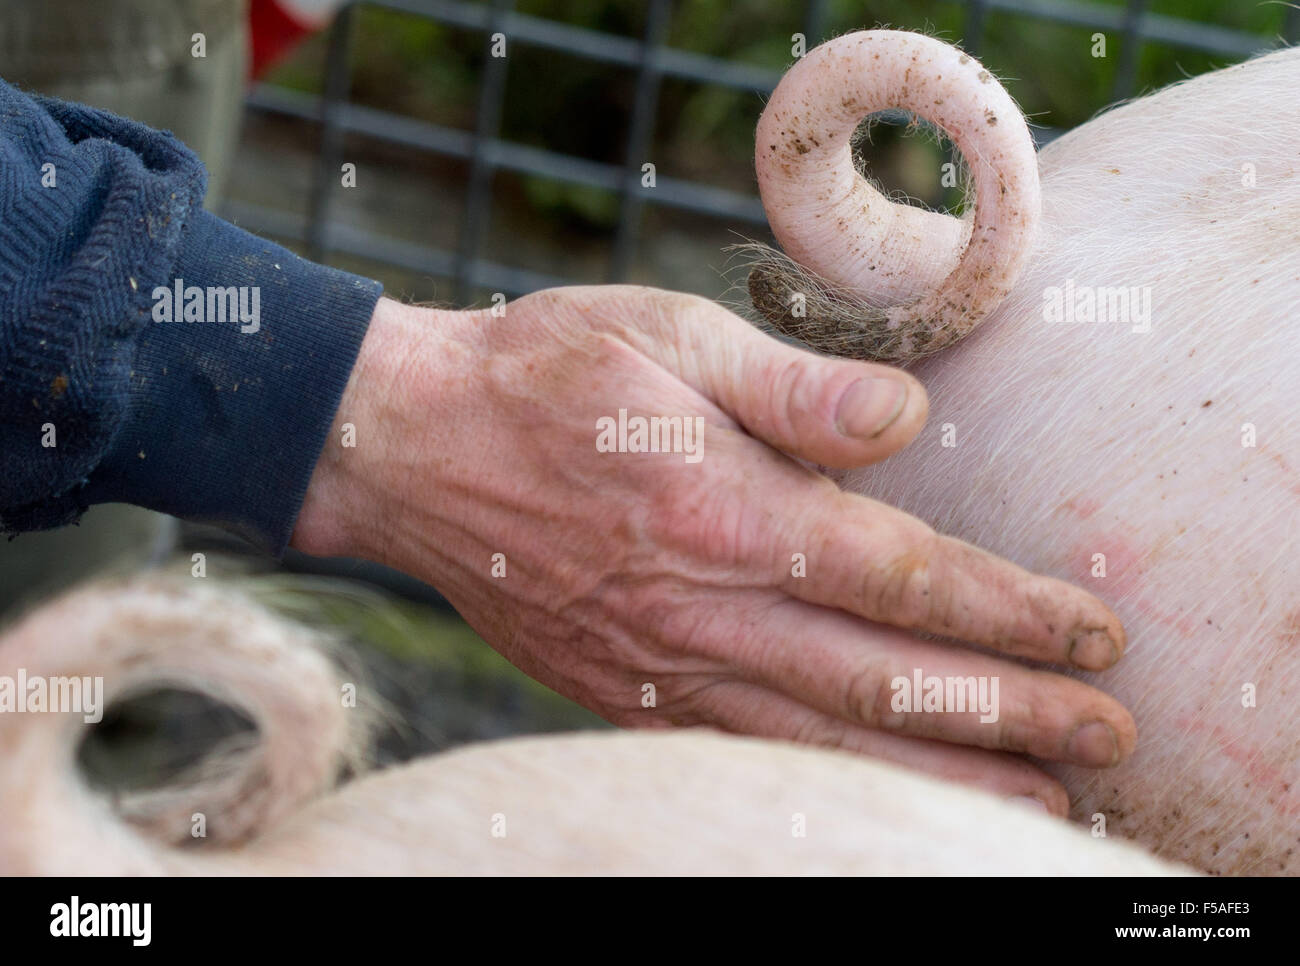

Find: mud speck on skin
<box><xmin>1086</xmin><ymin>782</ymin><xmax>1282</xmax><ymax>876</ymax></box>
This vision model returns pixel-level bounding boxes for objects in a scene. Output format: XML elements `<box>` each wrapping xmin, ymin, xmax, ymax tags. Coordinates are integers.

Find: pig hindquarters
<box><xmin>0</xmin><ymin>579</ymin><xmax>1190</xmax><ymax>875</ymax></box>
<box><xmin>752</xmin><ymin>33</ymin><xmax>1300</xmax><ymax>874</ymax></box>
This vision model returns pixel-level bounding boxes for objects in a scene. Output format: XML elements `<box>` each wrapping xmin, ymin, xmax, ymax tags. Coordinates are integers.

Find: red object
<box><xmin>248</xmin><ymin>0</ymin><xmax>319</xmax><ymax>80</ymax></box>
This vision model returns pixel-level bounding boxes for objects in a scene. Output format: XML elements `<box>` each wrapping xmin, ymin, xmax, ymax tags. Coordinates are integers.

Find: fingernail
<box><xmin>1067</xmin><ymin>721</ymin><xmax>1120</xmax><ymax>767</ymax></box>
<box><xmin>1068</xmin><ymin>628</ymin><xmax>1119</xmax><ymax>670</ymax></box>
<box><xmin>1006</xmin><ymin>795</ymin><xmax>1050</xmax><ymax>813</ymax></box>
<box><xmin>835</xmin><ymin>377</ymin><xmax>908</xmax><ymax>439</ymax></box>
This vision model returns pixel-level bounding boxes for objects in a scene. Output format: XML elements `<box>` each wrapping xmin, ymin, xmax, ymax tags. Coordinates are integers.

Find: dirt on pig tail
<box><xmin>736</xmin><ymin>241</ymin><xmax>948</xmax><ymax>364</ymax></box>
<box><xmin>741</xmin><ymin>29</ymin><xmax>1041</xmax><ymax>364</ymax></box>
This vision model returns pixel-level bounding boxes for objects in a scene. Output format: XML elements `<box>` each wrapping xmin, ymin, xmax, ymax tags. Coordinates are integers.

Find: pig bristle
<box><xmin>727</xmin><ymin>109</ymin><xmax>974</xmax><ymax>365</ymax></box>
<box><xmin>727</xmin><ymin>221</ymin><xmax>970</xmax><ymax>366</ymax></box>
<box><xmin>729</xmin><ymin>242</ymin><xmax>906</xmax><ymax>359</ymax></box>
<box><xmin>739</xmin><ymin>28</ymin><xmax>1033</xmax><ymax>363</ymax></box>
<box><xmin>0</xmin><ymin>574</ymin><xmax>375</xmax><ymax>858</ymax></box>
<box><xmin>123</xmin><ymin>573</ymin><xmax>388</xmax><ymax>848</ymax></box>
<box><xmin>0</xmin><ymin>577</ymin><xmax>1198</xmax><ymax>875</ymax></box>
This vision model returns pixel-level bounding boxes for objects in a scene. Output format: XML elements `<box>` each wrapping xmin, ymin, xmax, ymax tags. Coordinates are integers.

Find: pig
<box><xmin>745</xmin><ymin>30</ymin><xmax>1300</xmax><ymax>874</ymax></box>
<box><xmin>0</xmin><ymin>578</ymin><xmax>1190</xmax><ymax>875</ymax></box>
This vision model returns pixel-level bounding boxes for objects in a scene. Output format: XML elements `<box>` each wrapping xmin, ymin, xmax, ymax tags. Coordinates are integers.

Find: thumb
<box><xmin>688</xmin><ymin>300</ymin><xmax>929</xmax><ymax>468</ymax></box>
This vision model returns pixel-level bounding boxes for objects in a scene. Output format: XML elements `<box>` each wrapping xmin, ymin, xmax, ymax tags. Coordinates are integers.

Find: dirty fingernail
<box><xmin>1006</xmin><ymin>795</ymin><xmax>1050</xmax><ymax>813</ymax></box>
<box><xmin>1067</xmin><ymin>721</ymin><xmax>1120</xmax><ymax>767</ymax></box>
<box><xmin>1068</xmin><ymin>628</ymin><xmax>1119</xmax><ymax>670</ymax></box>
<box><xmin>836</xmin><ymin>377</ymin><xmax>907</xmax><ymax>439</ymax></box>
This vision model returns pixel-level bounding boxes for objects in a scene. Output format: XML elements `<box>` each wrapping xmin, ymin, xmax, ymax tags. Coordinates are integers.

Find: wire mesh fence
<box><xmin>226</xmin><ymin>0</ymin><xmax>1299</xmax><ymax>304</ymax></box>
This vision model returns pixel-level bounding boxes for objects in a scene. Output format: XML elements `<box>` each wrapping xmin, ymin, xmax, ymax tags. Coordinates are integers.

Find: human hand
<box><xmin>293</xmin><ymin>287</ymin><xmax>1134</xmax><ymax>813</ymax></box>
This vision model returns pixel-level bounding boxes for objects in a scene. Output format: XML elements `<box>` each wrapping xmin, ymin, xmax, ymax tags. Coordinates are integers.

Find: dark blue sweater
<box><xmin>0</xmin><ymin>80</ymin><xmax>382</xmax><ymax>555</ymax></box>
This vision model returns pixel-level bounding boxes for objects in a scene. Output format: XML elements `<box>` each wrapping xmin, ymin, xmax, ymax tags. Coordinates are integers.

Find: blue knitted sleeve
<box><xmin>0</xmin><ymin>80</ymin><xmax>382</xmax><ymax>555</ymax></box>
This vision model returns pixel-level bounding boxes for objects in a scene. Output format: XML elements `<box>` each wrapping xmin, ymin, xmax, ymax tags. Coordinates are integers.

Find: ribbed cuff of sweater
<box><xmin>80</xmin><ymin>210</ymin><xmax>383</xmax><ymax>556</ymax></box>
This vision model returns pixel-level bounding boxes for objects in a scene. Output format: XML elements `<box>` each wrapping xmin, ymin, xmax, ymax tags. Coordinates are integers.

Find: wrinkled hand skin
<box><xmin>293</xmin><ymin>286</ymin><xmax>1135</xmax><ymax>813</ymax></box>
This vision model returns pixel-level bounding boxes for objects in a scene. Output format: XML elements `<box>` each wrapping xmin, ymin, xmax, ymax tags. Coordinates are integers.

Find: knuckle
<box><xmin>790</xmin><ymin>712</ymin><xmax>852</xmax><ymax>749</ymax></box>
<box><xmin>617</xmin><ymin>579</ymin><xmax>738</xmax><ymax>665</ymax></box>
<box><xmin>864</xmin><ymin>529</ymin><xmax>944</xmax><ymax>629</ymax></box>
<box><xmin>653</xmin><ymin>290</ymin><xmax>716</xmax><ymax>327</ymax></box>
<box><xmin>766</xmin><ymin>355</ymin><xmax>820</xmax><ymax>440</ymax></box>
<box><xmin>615</xmin><ymin>676</ymin><xmax>722</xmax><ymax>730</ymax></box>
<box><xmin>989</xmin><ymin>702</ymin><xmax>1034</xmax><ymax>754</ymax></box>
<box><xmin>641</xmin><ymin>600</ymin><xmax>714</xmax><ymax>655</ymax></box>
<box><xmin>986</xmin><ymin>683</ymin><xmax>1046</xmax><ymax>753</ymax></box>
<box><xmin>842</xmin><ymin>662</ymin><xmax>894</xmax><ymax>728</ymax></box>
<box><xmin>648</xmin><ymin>482</ymin><xmax>761</xmax><ymax>566</ymax></box>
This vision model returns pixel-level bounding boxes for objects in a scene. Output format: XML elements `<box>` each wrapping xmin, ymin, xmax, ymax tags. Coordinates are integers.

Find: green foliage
<box><xmin>265</xmin><ymin>0</ymin><xmax>1288</xmax><ymax>228</ymax></box>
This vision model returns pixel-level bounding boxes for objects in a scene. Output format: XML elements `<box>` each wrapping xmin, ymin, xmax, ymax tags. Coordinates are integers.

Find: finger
<box><xmin>723</xmin><ymin>595</ymin><xmax>1135</xmax><ymax>767</ymax></box>
<box><xmin>663</xmin><ymin>678</ymin><xmax>1070</xmax><ymax>814</ymax></box>
<box><xmin>778</xmin><ymin>485</ymin><xmax>1126</xmax><ymax>670</ymax></box>
<box><xmin>648</xmin><ymin>291</ymin><xmax>930</xmax><ymax>469</ymax></box>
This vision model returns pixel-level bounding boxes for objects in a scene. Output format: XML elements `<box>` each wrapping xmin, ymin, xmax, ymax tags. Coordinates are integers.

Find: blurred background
<box><xmin>3</xmin><ymin>0</ymin><xmax>1296</xmax><ymax>791</ymax></box>
<box><xmin>237</xmin><ymin>0</ymin><xmax>1299</xmax><ymax>309</ymax></box>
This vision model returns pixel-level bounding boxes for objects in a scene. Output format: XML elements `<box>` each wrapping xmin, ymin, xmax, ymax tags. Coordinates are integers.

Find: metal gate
<box><xmin>229</xmin><ymin>0</ymin><xmax>1299</xmax><ymax>304</ymax></box>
